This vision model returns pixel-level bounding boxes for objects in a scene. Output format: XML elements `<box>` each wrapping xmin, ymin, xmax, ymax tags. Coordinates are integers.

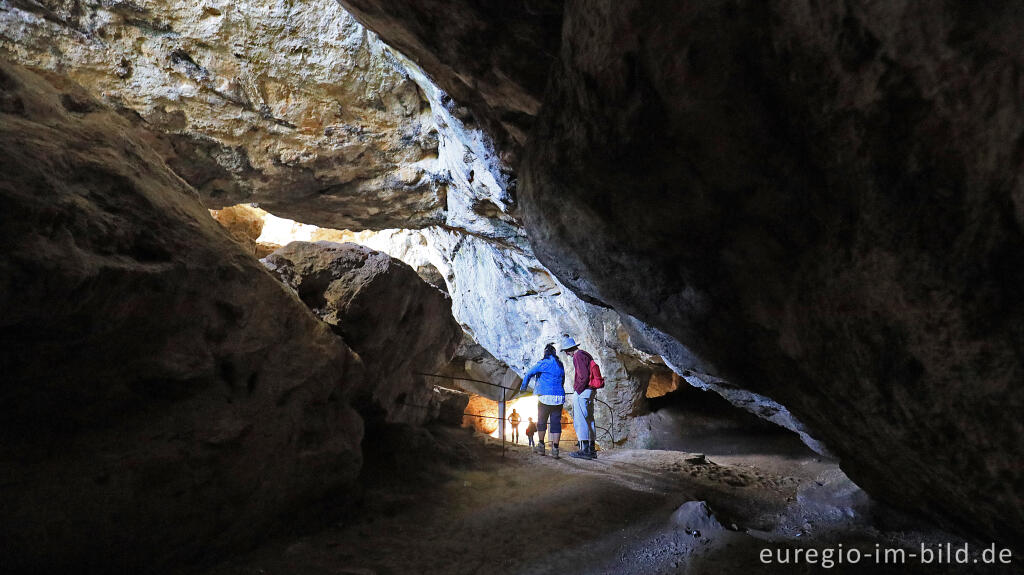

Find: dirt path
<box><xmin>199</xmin><ymin>427</ymin><xmax>1010</xmax><ymax>575</ymax></box>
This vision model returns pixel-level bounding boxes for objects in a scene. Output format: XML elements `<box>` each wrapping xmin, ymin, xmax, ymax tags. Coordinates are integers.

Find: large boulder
<box><xmin>438</xmin><ymin>333</ymin><xmax>520</xmax><ymax>400</ymax></box>
<box><xmin>0</xmin><ymin>62</ymin><xmax>364</xmax><ymax>574</ymax></box>
<box><xmin>263</xmin><ymin>241</ymin><xmax>462</xmax><ymax>424</ymax></box>
<box><xmin>340</xmin><ymin>0</ymin><xmax>1024</xmax><ymax>545</ymax></box>
<box><xmin>0</xmin><ymin>0</ymin><xmax>445</xmax><ymax>229</ymax></box>
<box><xmin>299</xmin><ymin>226</ymin><xmax>668</xmax><ymax>444</ymax></box>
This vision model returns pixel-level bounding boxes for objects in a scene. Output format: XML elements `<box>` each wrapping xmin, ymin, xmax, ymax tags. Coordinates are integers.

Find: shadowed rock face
<box><xmin>341</xmin><ymin>0</ymin><xmax>1024</xmax><ymax>544</ymax></box>
<box><xmin>336</xmin><ymin>0</ymin><xmax>563</xmax><ymax>157</ymax></box>
<box><xmin>263</xmin><ymin>241</ymin><xmax>462</xmax><ymax>424</ymax></box>
<box><xmin>0</xmin><ymin>63</ymin><xmax>364</xmax><ymax>573</ymax></box>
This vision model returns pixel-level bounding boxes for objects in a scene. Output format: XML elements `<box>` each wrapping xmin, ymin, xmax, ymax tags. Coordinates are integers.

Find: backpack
<box><xmin>588</xmin><ymin>360</ymin><xmax>605</xmax><ymax>389</ymax></box>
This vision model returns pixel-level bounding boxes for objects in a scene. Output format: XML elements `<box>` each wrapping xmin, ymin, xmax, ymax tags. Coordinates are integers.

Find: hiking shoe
<box><xmin>535</xmin><ymin>442</ymin><xmax>546</xmax><ymax>456</ymax></box>
<box><xmin>552</xmin><ymin>446</ymin><xmax>560</xmax><ymax>459</ymax></box>
<box><xmin>588</xmin><ymin>449</ymin><xmax>598</xmax><ymax>459</ymax></box>
<box><xmin>569</xmin><ymin>450</ymin><xmax>589</xmax><ymax>459</ymax></box>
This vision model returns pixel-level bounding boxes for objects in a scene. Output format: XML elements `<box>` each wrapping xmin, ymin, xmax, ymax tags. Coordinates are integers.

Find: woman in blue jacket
<box><xmin>519</xmin><ymin>343</ymin><xmax>566</xmax><ymax>458</ymax></box>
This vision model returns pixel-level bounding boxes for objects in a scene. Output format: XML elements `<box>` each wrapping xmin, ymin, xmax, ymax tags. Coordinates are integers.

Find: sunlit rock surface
<box><xmin>344</xmin><ymin>0</ymin><xmax>1024</xmax><ymax>544</ymax></box>
<box><xmin>209</xmin><ymin>204</ymin><xmax>265</xmax><ymax>256</ymax></box>
<box><xmin>0</xmin><ymin>63</ymin><xmax>363</xmax><ymax>573</ymax></box>
<box><xmin>263</xmin><ymin>241</ymin><xmax>462</xmax><ymax>425</ymax></box>
<box><xmin>249</xmin><ymin>219</ymin><xmax>669</xmax><ymax>445</ymax></box>
<box><xmin>0</xmin><ymin>0</ymin><xmax>444</xmax><ymax>229</ymax></box>
<box><xmin>463</xmin><ymin>395</ymin><xmax>499</xmax><ymax>435</ymax></box>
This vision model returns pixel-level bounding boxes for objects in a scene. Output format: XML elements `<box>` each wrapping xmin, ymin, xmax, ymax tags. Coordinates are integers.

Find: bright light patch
<box><xmin>490</xmin><ymin>395</ymin><xmax>538</xmax><ymax>440</ymax></box>
<box><xmin>490</xmin><ymin>395</ymin><xmax>576</xmax><ymax>443</ymax></box>
<box><xmin>256</xmin><ymin>213</ymin><xmax>319</xmax><ymax>245</ymax></box>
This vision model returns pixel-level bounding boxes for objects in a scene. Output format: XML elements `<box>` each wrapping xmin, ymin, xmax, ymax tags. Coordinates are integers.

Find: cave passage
<box><xmin>1</xmin><ymin>0</ymin><xmax>1022</xmax><ymax>573</ymax></box>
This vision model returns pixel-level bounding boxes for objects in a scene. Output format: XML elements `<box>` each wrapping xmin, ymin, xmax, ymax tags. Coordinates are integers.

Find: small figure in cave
<box><xmin>562</xmin><ymin>336</ymin><xmax>599</xmax><ymax>460</ymax></box>
<box><xmin>508</xmin><ymin>409</ymin><xmax>521</xmax><ymax>444</ymax></box>
<box><xmin>518</xmin><ymin>343</ymin><xmax>566</xmax><ymax>458</ymax></box>
<box><xmin>525</xmin><ymin>417</ymin><xmax>537</xmax><ymax>447</ymax></box>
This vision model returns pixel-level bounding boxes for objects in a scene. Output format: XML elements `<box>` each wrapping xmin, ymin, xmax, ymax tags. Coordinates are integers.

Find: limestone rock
<box><xmin>298</xmin><ymin>225</ymin><xmax>664</xmax><ymax>444</ymax></box>
<box><xmin>337</xmin><ymin>0</ymin><xmax>563</xmax><ymax>157</ymax></box>
<box><xmin>0</xmin><ymin>62</ymin><xmax>363</xmax><ymax>574</ymax></box>
<box><xmin>0</xmin><ymin>0</ymin><xmax>445</xmax><ymax>229</ymax></box>
<box><xmin>430</xmin><ymin>386</ymin><xmax>471</xmax><ymax>427</ymax></box>
<box><xmin>438</xmin><ymin>333</ymin><xmax>519</xmax><ymax>400</ymax></box>
<box><xmin>209</xmin><ymin>204</ymin><xmax>265</xmax><ymax>255</ymax></box>
<box><xmin>670</xmin><ymin>501</ymin><xmax>725</xmax><ymax>539</ymax></box>
<box><xmin>3</xmin><ymin>0</ymin><xmax>833</xmax><ymax>487</ymax></box>
<box><xmin>523</xmin><ymin>1</ymin><xmax>1024</xmax><ymax>545</ymax></box>
<box><xmin>463</xmin><ymin>395</ymin><xmax>499</xmax><ymax>435</ymax></box>
<box><xmin>0</xmin><ymin>0</ymin><xmax>656</xmax><ymax>446</ymax></box>
<box><xmin>622</xmin><ymin>314</ymin><xmax>829</xmax><ymax>456</ymax></box>
<box><xmin>343</xmin><ymin>0</ymin><xmax>1024</xmax><ymax>545</ymax></box>
<box><xmin>646</xmin><ymin>370</ymin><xmax>682</xmax><ymax>399</ymax></box>
<box><xmin>263</xmin><ymin>241</ymin><xmax>462</xmax><ymax>424</ymax></box>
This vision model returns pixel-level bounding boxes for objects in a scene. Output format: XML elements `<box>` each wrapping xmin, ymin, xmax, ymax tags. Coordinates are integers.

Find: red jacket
<box><xmin>572</xmin><ymin>349</ymin><xmax>593</xmax><ymax>394</ymax></box>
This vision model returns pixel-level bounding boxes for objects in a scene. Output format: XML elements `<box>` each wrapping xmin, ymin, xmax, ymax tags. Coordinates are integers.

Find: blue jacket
<box><xmin>521</xmin><ymin>355</ymin><xmax>565</xmax><ymax>397</ymax></box>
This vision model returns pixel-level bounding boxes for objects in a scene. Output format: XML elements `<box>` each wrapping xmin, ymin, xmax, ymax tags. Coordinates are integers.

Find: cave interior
<box><xmin>0</xmin><ymin>0</ymin><xmax>1022</xmax><ymax>573</ymax></box>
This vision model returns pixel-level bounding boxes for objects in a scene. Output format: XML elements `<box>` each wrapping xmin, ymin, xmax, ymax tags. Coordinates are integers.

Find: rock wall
<box><xmin>253</xmin><ymin>222</ymin><xmax>667</xmax><ymax>445</ymax></box>
<box><xmin>342</xmin><ymin>0</ymin><xmax>1024</xmax><ymax>545</ymax></box>
<box><xmin>0</xmin><ymin>62</ymin><xmax>363</xmax><ymax>573</ymax></box>
<box><xmin>331</xmin><ymin>0</ymin><xmax>563</xmax><ymax>158</ymax></box>
<box><xmin>209</xmin><ymin>204</ymin><xmax>265</xmax><ymax>256</ymax></box>
<box><xmin>463</xmin><ymin>395</ymin><xmax>499</xmax><ymax>435</ymax></box>
<box><xmin>263</xmin><ymin>241</ymin><xmax>462</xmax><ymax>424</ymax></box>
<box><xmin>0</xmin><ymin>0</ymin><xmax>444</xmax><ymax>229</ymax></box>
<box><xmin>1</xmin><ymin>0</ymin><xmax>722</xmax><ymax>449</ymax></box>
<box><xmin>436</xmin><ymin>332</ymin><xmax>519</xmax><ymax>400</ymax></box>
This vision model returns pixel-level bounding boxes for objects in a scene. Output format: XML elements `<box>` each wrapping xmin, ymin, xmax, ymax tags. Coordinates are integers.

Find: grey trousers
<box><xmin>573</xmin><ymin>388</ymin><xmax>596</xmax><ymax>441</ymax></box>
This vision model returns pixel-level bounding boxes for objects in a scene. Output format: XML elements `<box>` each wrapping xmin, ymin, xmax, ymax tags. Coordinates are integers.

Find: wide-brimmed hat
<box><xmin>560</xmin><ymin>335</ymin><xmax>579</xmax><ymax>351</ymax></box>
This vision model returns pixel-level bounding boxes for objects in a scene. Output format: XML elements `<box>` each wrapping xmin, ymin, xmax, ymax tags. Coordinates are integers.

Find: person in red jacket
<box><xmin>561</xmin><ymin>335</ymin><xmax>598</xmax><ymax>459</ymax></box>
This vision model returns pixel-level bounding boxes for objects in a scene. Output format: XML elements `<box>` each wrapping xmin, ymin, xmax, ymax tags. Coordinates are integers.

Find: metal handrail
<box><xmin>419</xmin><ymin>372</ymin><xmax>618</xmax><ymax>446</ymax></box>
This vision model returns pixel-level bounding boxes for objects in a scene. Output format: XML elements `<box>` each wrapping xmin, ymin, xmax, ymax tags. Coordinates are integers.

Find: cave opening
<box><xmin>1</xmin><ymin>0</ymin><xmax>1021</xmax><ymax>573</ymax></box>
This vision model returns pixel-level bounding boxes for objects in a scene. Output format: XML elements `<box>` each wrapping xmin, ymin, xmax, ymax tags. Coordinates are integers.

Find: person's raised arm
<box><xmin>521</xmin><ymin>361</ymin><xmax>540</xmax><ymax>392</ymax></box>
<box><xmin>509</xmin><ymin>363</ymin><xmax>536</xmax><ymax>401</ymax></box>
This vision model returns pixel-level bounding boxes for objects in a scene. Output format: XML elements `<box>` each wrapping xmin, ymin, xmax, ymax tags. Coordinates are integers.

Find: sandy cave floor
<box><xmin>198</xmin><ymin>426</ymin><xmax>1018</xmax><ymax>575</ymax></box>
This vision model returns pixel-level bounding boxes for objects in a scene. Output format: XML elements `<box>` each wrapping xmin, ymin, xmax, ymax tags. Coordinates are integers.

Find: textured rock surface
<box><xmin>0</xmin><ymin>62</ymin><xmax>363</xmax><ymax>573</ymax></box>
<box><xmin>256</xmin><ymin>223</ymin><xmax>666</xmax><ymax>444</ymax></box>
<box><xmin>336</xmin><ymin>0</ymin><xmax>562</xmax><ymax>157</ymax></box>
<box><xmin>437</xmin><ymin>333</ymin><xmax>519</xmax><ymax>400</ymax></box>
<box><xmin>463</xmin><ymin>395</ymin><xmax>498</xmax><ymax>435</ymax></box>
<box><xmin>1</xmin><ymin>0</ymin><xmax>685</xmax><ymax>447</ymax></box>
<box><xmin>209</xmin><ymin>204</ymin><xmax>265</xmax><ymax>256</ymax></box>
<box><xmin>344</xmin><ymin>0</ymin><xmax>1024</xmax><ymax>545</ymax></box>
<box><xmin>622</xmin><ymin>314</ymin><xmax>829</xmax><ymax>456</ymax></box>
<box><xmin>0</xmin><ymin>0</ymin><xmax>444</xmax><ymax>229</ymax></box>
<box><xmin>263</xmin><ymin>241</ymin><xmax>461</xmax><ymax>424</ymax></box>
<box><xmin>645</xmin><ymin>369</ymin><xmax>682</xmax><ymax>399</ymax></box>
<box><xmin>430</xmin><ymin>385</ymin><xmax>470</xmax><ymax>427</ymax></box>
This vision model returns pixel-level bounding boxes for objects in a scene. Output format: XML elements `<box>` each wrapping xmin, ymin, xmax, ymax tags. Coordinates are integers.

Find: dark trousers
<box><xmin>537</xmin><ymin>402</ymin><xmax>564</xmax><ymax>434</ymax></box>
